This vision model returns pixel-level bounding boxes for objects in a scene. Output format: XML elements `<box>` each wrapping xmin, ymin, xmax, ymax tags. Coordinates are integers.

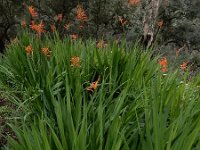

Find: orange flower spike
<box><xmin>30</xmin><ymin>21</ymin><xmax>45</xmax><ymax>35</ymax></box>
<box><xmin>27</xmin><ymin>6</ymin><xmax>38</xmax><ymax>18</ymax></box>
<box><xmin>91</xmin><ymin>78</ymin><xmax>100</xmax><ymax>90</ymax></box>
<box><xmin>41</xmin><ymin>47</ymin><xmax>51</xmax><ymax>56</ymax></box>
<box><xmin>128</xmin><ymin>0</ymin><xmax>141</xmax><ymax>6</ymax></box>
<box><xmin>180</xmin><ymin>62</ymin><xmax>187</xmax><ymax>71</ymax></box>
<box><xmin>36</xmin><ymin>21</ymin><xmax>45</xmax><ymax>34</ymax></box>
<box><xmin>56</xmin><ymin>14</ymin><xmax>63</xmax><ymax>22</ymax></box>
<box><xmin>25</xmin><ymin>45</ymin><xmax>33</xmax><ymax>55</ymax></box>
<box><xmin>86</xmin><ymin>77</ymin><xmax>100</xmax><ymax>93</ymax></box>
<box><xmin>159</xmin><ymin>58</ymin><xmax>167</xmax><ymax>67</ymax></box>
<box><xmin>70</xmin><ymin>56</ymin><xmax>80</xmax><ymax>67</ymax></box>
<box><xmin>29</xmin><ymin>21</ymin><xmax>45</xmax><ymax>36</ymax></box>
<box><xmin>158</xmin><ymin>57</ymin><xmax>168</xmax><ymax>73</ymax></box>
<box><xmin>76</xmin><ymin>5</ymin><xmax>88</xmax><ymax>21</ymax></box>
<box><xmin>161</xmin><ymin>66</ymin><xmax>167</xmax><ymax>73</ymax></box>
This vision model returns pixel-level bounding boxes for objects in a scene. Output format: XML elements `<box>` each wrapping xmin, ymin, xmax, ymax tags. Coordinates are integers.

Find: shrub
<box><xmin>0</xmin><ymin>32</ymin><xmax>200</xmax><ymax>149</ymax></box>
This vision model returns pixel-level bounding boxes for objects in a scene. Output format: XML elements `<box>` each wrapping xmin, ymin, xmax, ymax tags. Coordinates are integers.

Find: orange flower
<box><xmin>41</xmin><ymin>47</ymin><xmax>51</xmax><ymax>56</ymax></box>
<box><xmin>180</xmin><ymin>62</ymin><xmax>187</xmax><ymax>71</ymax></box>
<box><xmin>76</xmin><ymin>5</ymin><xmax>88</xmax><ymax>21</ymax></box>
<box><xmin>27</xmin><ymin>6</ymin><xmax>38</xmax><ymax>17</ymax></box>
<box><xmin>157</xmin><ymin>20</ymin><xmax>164</xmax><ymax>28</ymax></box>
<box><xmin>128</xmin><ymin>0</ymin><xmax>140</xmax><ymax>6</ymax></box>
<box><xmin>30</xmin><ymin>21</ymin><xmax>45</xmax><ymax>35</ymax></box>
<box><xmin>70</xmin><ymin>56</ymin><xmax>80</xmax><ymax>67</ymax></box>
<box><xmin>118</xmin><ymin>16</ymin><xmax>128</xmax><ymax>26</ymax></box>
<box><xmin>158</xmin><ymin>57</ymin><xmax>168</xmax><ymax>73</ymax></box>
<box><xmin>21</xmin><ymin>20</ymin><xmax>27</xmax><ymax>28</ymax></box>
<box><xmin>56</xmin><ymin>14</ymin><xmax>63</xmax><ymax>22</ymax></box>
<box><xmin>70</xmin><ymin>34</ymin><xmax>78</xmax><ymax>40</ymax></box>
<box><xmin>86</xmin><ymin>77</ymin><xmax>100</xmax><ymax>93</ymax></box>
<box><xmin>50</xmin><ymin>24</ymin><xmax>56</xmax><ymax>32</ymax></box>
<box><xmin>36</xmin><ymin>21</ymin><xmax>45</xmax><ymax>34</ymax></box>
<box><xmin>25</xmin><ymin>45</ymin><xmax>33</xmax><ymax>55</ymax></box>
<box><xmin>96</xmin><ymin>40</ymin><xmax>107</xmax><ymax>49</ymax></box>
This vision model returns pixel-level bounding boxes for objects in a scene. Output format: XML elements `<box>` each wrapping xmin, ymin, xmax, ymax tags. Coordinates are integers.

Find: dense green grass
<box><xmin>0</xmin><ymin>32</ymin><xmax>200</xmax><ymax>149</ymax></box>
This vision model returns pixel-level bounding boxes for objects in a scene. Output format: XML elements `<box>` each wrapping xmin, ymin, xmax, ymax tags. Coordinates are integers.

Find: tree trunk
<box><xmin>142</xmin><ymin>0</ymin><xmax>160</xmax><ymax>48</ymax></box>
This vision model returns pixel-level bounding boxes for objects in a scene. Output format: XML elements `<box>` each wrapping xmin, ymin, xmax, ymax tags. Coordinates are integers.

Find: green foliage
<box><xmin>0</xmin><ymin>0</ymin><xmax>200</xmax><ymax>149</ymax></box>
<box><xmin>0</xmin><ymin>32</ymin><xmax>200</xmax><ymax>149</ymax></box>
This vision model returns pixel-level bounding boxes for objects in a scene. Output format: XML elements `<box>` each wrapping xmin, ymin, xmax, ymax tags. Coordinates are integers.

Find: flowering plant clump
<box><xmin>1</xmin><ymin>32</ymin><xmax>200</xmax><ymax>150</ymax></box>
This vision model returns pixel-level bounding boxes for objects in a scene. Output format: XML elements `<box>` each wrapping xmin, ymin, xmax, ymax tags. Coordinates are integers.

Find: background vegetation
<box><xmin>1</xmin><ymin>0</ymin><xmax>200</xmax><ymax>72</ymax></box>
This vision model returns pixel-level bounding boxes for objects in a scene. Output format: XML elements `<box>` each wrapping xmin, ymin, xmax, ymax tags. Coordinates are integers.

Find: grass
<box><xmin>0</xmin><ymin>31</ymin><xmax>200</xmax><ymax>149</ymax></box>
